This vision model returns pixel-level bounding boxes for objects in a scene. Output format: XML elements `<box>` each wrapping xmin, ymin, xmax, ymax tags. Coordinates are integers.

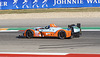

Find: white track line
<box><xmin>0</xmin><ymin>30</ymin><xmax>19</xmax><ymax>32</ymax></box>
<box><xmin>0</xmin><ymin>52</ymin><xmax>68</xmax><ymax>55</ymax></box>
<box><xmin>82</xmin><ymin>29</ymin><xmax>100</xmax><ymax>31</ymax></box>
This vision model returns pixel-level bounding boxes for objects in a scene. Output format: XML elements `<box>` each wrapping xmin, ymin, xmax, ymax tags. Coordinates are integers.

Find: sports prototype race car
<box><xmin>18</xmin><ymin>23</ymin><xmax>81</xmax><ymax>39</ymax></box>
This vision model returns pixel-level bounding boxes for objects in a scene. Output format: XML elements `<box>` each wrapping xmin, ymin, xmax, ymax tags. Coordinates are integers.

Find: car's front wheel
<box><xmin>26</xmin><ymin>30</ymin><xmax>34</xmax><ymax>39</ymax></box>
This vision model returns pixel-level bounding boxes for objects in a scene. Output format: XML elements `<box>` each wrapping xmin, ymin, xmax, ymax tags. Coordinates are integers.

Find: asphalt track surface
<box><xmin>0</xmin><ymin>18</ymin><xmax>100</xmax><ymax>27</ymax></box>
<box><xmin>0</xmin><ymin>31</ymin><xmax>100</xmax><ymax>53</ymax></box>
<box><xmin>0</xmin><ymin>18</ymin><xmax>100</xmax><ymax>53</ymax></box>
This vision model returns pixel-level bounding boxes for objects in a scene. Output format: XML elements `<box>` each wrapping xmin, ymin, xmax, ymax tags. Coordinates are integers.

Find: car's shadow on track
<box><xmin>16</xmin><ymin>36</ymin><xmax>72</xmax><ymax>39</ymax></box>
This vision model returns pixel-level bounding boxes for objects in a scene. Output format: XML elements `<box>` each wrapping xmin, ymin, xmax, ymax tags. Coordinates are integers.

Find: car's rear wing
<box><xmin>68</xmin><ymin>23</ymin><xmax>81</xmax><ymax>34</ymax></box>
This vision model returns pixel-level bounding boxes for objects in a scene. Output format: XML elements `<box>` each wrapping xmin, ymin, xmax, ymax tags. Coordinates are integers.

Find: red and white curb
<box><xmin>0</xmin><ymin>52</ymin><xmax>100</xmax><ymax>57</ymax></box>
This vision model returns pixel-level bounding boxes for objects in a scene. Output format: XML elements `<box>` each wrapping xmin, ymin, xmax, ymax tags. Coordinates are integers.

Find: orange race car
<box><xmin>18</xmin><ymin>23</ymin><xmax>81</xmax><ymax>39</ymax></box>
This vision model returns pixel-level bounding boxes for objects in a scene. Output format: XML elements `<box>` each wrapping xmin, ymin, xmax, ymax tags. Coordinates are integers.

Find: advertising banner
<box><xmin>0</xmin><ymin>0</ymin><xmax>100</xmax><ymax>10</ymax></box>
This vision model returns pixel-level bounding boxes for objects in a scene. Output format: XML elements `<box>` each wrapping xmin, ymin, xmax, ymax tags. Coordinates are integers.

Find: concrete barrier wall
<box><xmin>0</xmin><ymin>0</ymin><xmax>100</xmax><ymax>10</ymax></box>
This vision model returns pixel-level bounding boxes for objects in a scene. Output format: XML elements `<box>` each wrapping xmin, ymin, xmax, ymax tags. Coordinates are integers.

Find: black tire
<box><xmin>26</xmin><ymin>30</ymin><xmax>34</xmax><ymax>39</ymax></box>
<box><xmin>58</xmin><ymin>30</ymin><xmax>66</xmax><ymax>39</ymax></box>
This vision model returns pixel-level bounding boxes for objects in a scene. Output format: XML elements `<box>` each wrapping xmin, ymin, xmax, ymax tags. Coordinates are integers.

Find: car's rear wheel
<box><xmin>58</xmin><ymin>30</ymin><xmax>66</xmax><ymax>39</ymax></box>
<box><xmin>26</xmin><ymin>30</ymin><xmax>33</xmax><ymax>39</ymax></box>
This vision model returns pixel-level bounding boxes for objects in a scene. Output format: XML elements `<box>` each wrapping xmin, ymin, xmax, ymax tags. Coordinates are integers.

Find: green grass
<box><xmin>0</xmin><ymin>7</ymin><xmax>100</xmax><ymax>14</ymax></box>
<box><xmin>4</xmin><ymin>27</ymin><xmax>100</xmax><ymax>30</ymax></box>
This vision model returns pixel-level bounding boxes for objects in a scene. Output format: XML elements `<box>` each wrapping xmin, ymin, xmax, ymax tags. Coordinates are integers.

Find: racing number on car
<box><xmin>35</xmin><ymin>31</ymin><xmax>39</xmax><ymax>36</ymax></box>
<box><xmin>46</xmin><ymin>33</ymin><xmax>50</xmax><ymax>35</ymax></box>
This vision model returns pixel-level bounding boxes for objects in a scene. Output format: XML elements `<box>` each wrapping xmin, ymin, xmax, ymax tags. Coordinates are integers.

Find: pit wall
<box><xmin>0</xmin><ymin>0</ymin><xmax>100</xmax><ymax>10</ymax></box>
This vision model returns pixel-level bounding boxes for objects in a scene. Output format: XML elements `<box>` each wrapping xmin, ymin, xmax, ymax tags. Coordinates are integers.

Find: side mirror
<box><xmin>45</xmin><ymin>26</ymin><xmax>49</xmax><ymax>29</ymax></box>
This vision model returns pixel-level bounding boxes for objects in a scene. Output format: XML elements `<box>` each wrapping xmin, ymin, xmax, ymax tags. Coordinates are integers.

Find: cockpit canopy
<box><xmin>45</xmin><ymin>24</ymin><xmax>58</xmax><ymax>29</ymax></box>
